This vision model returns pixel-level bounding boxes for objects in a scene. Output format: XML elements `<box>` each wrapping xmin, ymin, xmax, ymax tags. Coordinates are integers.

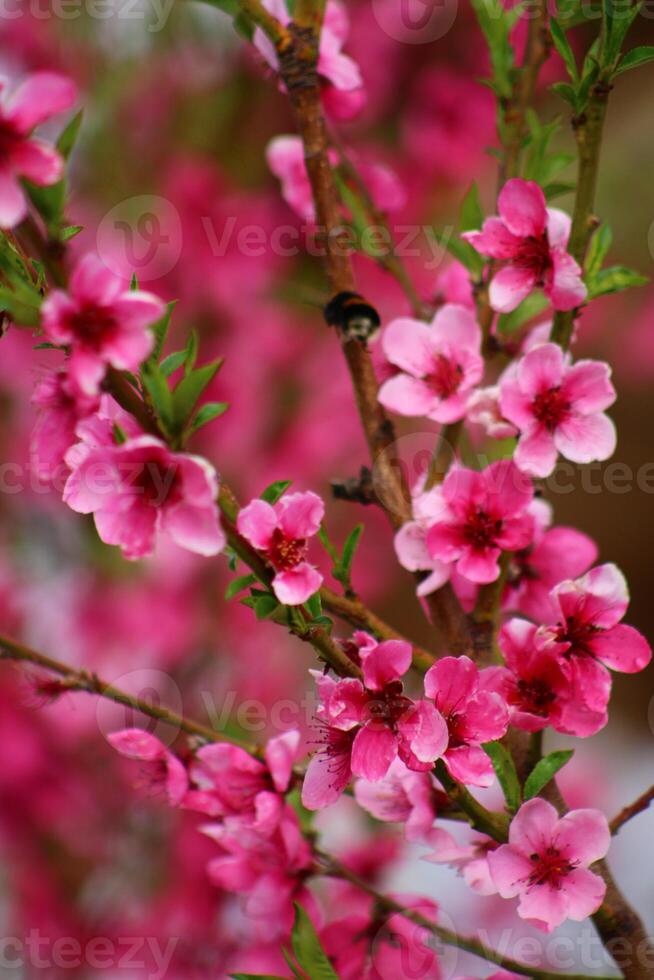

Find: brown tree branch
<box><xmin>610</xmin><ymin>785</ymin><xmax>654</xmax><ymax>836</ymax></box>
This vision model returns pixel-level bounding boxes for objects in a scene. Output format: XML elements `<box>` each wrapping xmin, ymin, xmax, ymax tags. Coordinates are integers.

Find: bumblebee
<box><xmin>323</xmin><ymin>291</ymin><xmax>381</xmax><ymax>344</ymax></box>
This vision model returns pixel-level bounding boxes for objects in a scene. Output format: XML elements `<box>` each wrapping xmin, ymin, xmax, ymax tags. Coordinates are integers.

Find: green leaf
<box><xmin>497</xmin><ymin>292</ymin><xmax>550</xmax><ymax>333</ymax></box>
<box><xmin>605</xmin><ymin>1</ymin><xmax>641</xmax><ymax>67</ymax></box>
<box><xmin>141</xmin><ymin>362</ymin><xmax>173</xmax><ymax>432</ymax></box>
<box><xmin>291</xmin><ymin>905</ymin><xmax>338</xmax><ymax>979</ymax></box>
<box><xmin>543</xmin><ymin>181</ymin><xmax>576</xmax><ymax>201</ymax></box>
<box><xmin>160</xmin><ymin>351</ymin><xmax>188</xmax><ymax>377</ymax></box>
<box><xmin>615</xmin><ymin>45</ymin><xmax>654</xmax><ymax>74</ymax></box>
<box><xmin>524</xmin><ymin>750</ymin><xmax>574</xmax><ymax>800</ymax></box>
<box><xmin>189</xmin><ymin>401</ymin><xmax>229</xmax><ymax>433</ymax></box>
<box><xmin>60</xmin><ymin>225</ymin><xmax>84</xmax><ymax>242</ymax></box>
<box><xmin>25</xmin><ymin>110</ymin><xmax>84</xmax><ymax>234</ymax></box>
<box><xmin>483</xmin><ymin>741</ymin><xmax>521</xmax><ymax>812</ymax></box>
<box><xmin>304</xmin><ymin>591</ymin><xmax>322</xmax><ymax>619</ymax></box>
<box><xmin>459</xmin><ymin>183</ymin><xmax>484</xmax><ymax>232</ymax></box>
<box><xmin>150</xmin><ymin>301</ymin><xmax>176</xmax><ymax>361</ymax></box>
<box><xmin>229</xmin><ymin>974</ymin><xmax>289</xmax><ymax>979</ymax></box>
<box><xmin>585</xmin><ymin>223</ymin><xmax>613</xmax><ymax>279</ymax></box>
<box><xmin>261</xmin><ymin>479</ymin><xmax>292</xmax><ymax>504</ymax></box>
<box><xmin>334</xmin><ymin>524</ymin><xmax>364</xmax><ymax>587</ymax></box>
<box><xmin>469</xmin><ymin>0</ymin><xmax>516</xmax><ymax>98</ymax></box>
<box><xmin>225</xmin><ymin>574</ymin><xmax>257</xmax><ymax>599</ymax></box>
<box><xmin>172</xmin><ymin>358</ymin><xmax>224</xmax><ymax>431</ymax></box>
<box><xmin>550</xmin><ymin>19</ymin><xmax>579</xmax><ymax>82</ymax></box>
<box><xmin>57</xmin><ymin>109</ymin><xmax>84</xmax><ymax>159</ymax></box>
<box><xmin>586</xmin><ymin>265</ymin><xmax>648</xmax><ymax>299</ymax></box>
<box><xmin>551</xmin><ymin>81</ymin><xmax>578</xmax><ymax>110</ymax></box>
<box><xmin>184</xmin><ymin>330</ymin><xmax>199</xmax><ymax>374</ymax></box>
<box><xmin>254</xmin><ymin>594</ymin><xmax>280</xmax><ymax>620</ymax></box>
<box><xmin>431</xmin><ymin>229</ymin><xmax>483</xmax><ymax>278</ymax></box>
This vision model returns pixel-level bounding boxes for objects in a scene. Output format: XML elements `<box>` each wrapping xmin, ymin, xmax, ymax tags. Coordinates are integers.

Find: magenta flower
<box><xmin>30</xmin><ymin>370</ymin><xmax>99</xmax><ymax>481</ymax></box>
<box><xmin>425</xmin><ymin>460</ymin><xmax>535</xmax><ymax>584</ymax></box>
<box><xmin>503</xmin><ymin>507</ymin><xmax>598</xmax><ymax>623</ymax></box>
<box><xmin>108</xmin><ymin>729</ymin><xmax>188</xmax><ymax>805</ymax></box>
<box><xmin>540</xmin><ymin>563</ymin><xmax>652</xmax><ymax>713</ymax></box>
<box><xmin>488</xmin><ymin>798</ymin><xmax>610</xmax><ymax>932</ymax></box>
<box><xmin>463</xmin><ymin>178</ymin><xmax>586</xmax><ymax>313</ymax></box>
<box><xmin>237</xmin><ymin>490</ymin><xmax>324</xmax><ymax>605</ymax></box>
<box><xmin>424</xmin><ymin>656</ymin><xmax>509</xmax><ymax>787</ymax></box>
<box><xmin>184</xmin><ymin>730</ymin><xmax>300</xmax><ymax>835</ymax></box>
<box><xmin>0</xmin><ymin>71</ymin><xmax>76</xmax><ymax>227</ymax></box>
<box><xmin>500</xmin><ymin>343</ymin><xmax>617</xmax><ymax>477</ymax></box>
<box><xmin>484</xmin><ymin>618</ymin><xmax>606</xmax><ymax>737</ymax></box>
<box><xmin>302</xmin><ymin>632</ymin><xmax>448</xmax><ymax>809</ymax></box>
<box><xmin>41</xmin><ymin>254</ymin><xmax>165</xmax><ymax>395</ymax></box>
<box><xmin>378</xmin><ymin>304</ymin><xmax>483</xmax><ymax>423</ymax></box>
<box><xmin>64</xmin><ymin>433</ymin><xmax>226</xmax><ymax>560</ymax></box>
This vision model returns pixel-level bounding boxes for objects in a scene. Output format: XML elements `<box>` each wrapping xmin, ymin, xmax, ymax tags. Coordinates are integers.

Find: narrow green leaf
<box><xmin>189</xmin><ymin>401</ymin><xmax>230</xmax><ymax>433</ymax></box>
<box><xmin>254</xmin><ymin>594</ymin><xmax>280</xmax><ymax>620</ymax></box>
<box><xmin>550</xmin><ymin>19</ymin><xmax>579</xmax><ymax>82</ymax></box>
<box><xmin>431</xmin><ymin>229</ymin><xmax>483</xmax><ymax>277</ymax></box>
<box><xmin>160</xmin><ymin>351</ymin><xmax>188</xmax><ymax>377</ymax></box>
<box><xmin>587</xmin><ymin>265</ymin><xmax>648</xmax><ymax>299</ymax></box>
<box><xmin>543</xmin><ymin>181</ymin><xmax>576</xmax><ymax>201</ymax></box>
<box><xmin>304</xmin><ymin>591</ymin><xmax>322</xmax><ymax>619</ymax></box>
<box><xmin>459</xmin><ymin>183</ymin><xmax>484</xmax><ymax>232</ymax></box>
<box><xmin>261</xmin><ymin>479</ymin><xmax>292</xmax><ymax>504</ymax></box>
<box><xmin>141</xmin><ymin>362</ymin><xmax>173</xmax><ymax>431</ymax></box>
<box><xmin>184</xmin><ymin>330</ymin><xmax>199</xmax><ymax>374</ymax></box>
<box><xmin>225</xmin><ymin>574</ymin><xmax>257</xmax><ymax>599</ymax></box>
<box><xmin>229</xmin><ymin>974</ymin><xmax>290</xmax><ymax>979</ymax></box>
<box><xmin>615</xmin><ymin>45</ymin><xmax>654</xmax><ymax>74</ymax></box>
<box><xmin>57</xmin><ymin>109</ymin><xmax>84</xmax><ymax>159</ymax></box>
<box><xmin>150</xmin><ymin>301</ymin><xmax>176</xmax><ymax>360</ymax></box>
<box><xmin>497</xmin><ymin>292</ymin><xmax>550</xmax><ymax>333</ymax></box>
<box><xmin>551</xmin><ymin>81</ymin><xmax>578</xmax><ymax>110</ymax></box>
<box><xmin>585</xmin><ymin>223</ymin><xmax>613</xmax><ymax>279</ymax></box>
<box><xmin>524</xmin><ymin>750</ymin><xmax>574</xmax><ymax>799</ymax></box>
<box><xmin>335</xmin><ymin>524</ymin><xmax>364</xmax><ymax>585</ymax></box>
<box><xmin>291</xmin><ymin>905</ymin><xmax>338</xmax><ymax>980</ymax></box>
<box><xmin>483</xmin><ymin>741</ymin><xmax>521</xmax><ymax>812</ymax></box>
<box><xmin>172</xmin><ymin>358</ymin><xmax>223</xmax><ymax>430</ymax></box>
<box><xmin>60</xmin><ymin>225</ymin><xmax>84</xmax><ymax>242</ymax></box>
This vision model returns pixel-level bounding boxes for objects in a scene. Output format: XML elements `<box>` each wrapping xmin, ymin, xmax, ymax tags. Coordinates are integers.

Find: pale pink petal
<box><xmin>587</xmin><ymin>624</ymin><xmax>651</xmax><ymax>674</ymax></box>
<box><xmin>70</xmin><ymin>254</ymin><xmax>122</xmax><ymax>306</ymax></box>
<box><xmin>425</xmin><ymin>522</ymin><xmax>465</xmax><ymax>564</ymax></box>
<box><xmin>378</xmin><ymin>373</ymin><xmax>437</xmax><ymax>417</ymax></box>
<box><xmin>482</xmin><ymin>459</ymin><xmax>533</xmax><ymax>516</ymax></box>
<box><xmin>554</xmin><ymin>809</ymin><xmax>610</xmax><ymax>866</ymax></box>
<box><xmin>499</xmin><ymin>376</ymin><xmax>536</xmax><ymax>430</ymax></box>
<box><xmin>302</xmin><ymin>750</ymin><xmax>350</xmax><ymax>809</ymax></box>
<box><xmin>517</xmin><ymin>881</ymin><xmax>567</xmax><ymax>931</ymax></box>
<box><xmin>457</xmin><ymin>546</ymin><xmax>501</xmax><ymax>584</ymax></box>
<box><xmin>272</xmin><ymin>563</ymin><xmax>322</xmax><ymax>605</ymax></box>
<box><xmin>6</xmin><ymin>72</ymin><xmax>76</xmax><ymax>132</ymax></box>
<box><xmin>94</xmin><ymin>502</ymin><xmax>157</xmax><ymax>559</ymax></box>
<box><xmin>518</xmin><ymin>342</ymin><xmax>565</xmax><ymax>392</ymax></box>
<box><xmin>416</xmin><ymin>563</ymin><xmax>452</xmax><ymax>597</ymax></box>
<box><xmin>382</xmin><ymin>317</ymin><xmax>437</xmax><ymax>376</ymax></box>
<box><xmin>577</xmin><ymin>563</ymin><xmax>629</xmax><ymax>626</ymax></box>
<box><xmin>487</xmin><ymin>846</ymin><xmax>532</xmax><ymax>898</ymax></box>
<box><xmin>489</xmin><ymin>265</ymin><xmax>536</xmax><ymax>313</ymax></box>
<box><xmin>397</xmin><ymin>700</ymin><xmax>449</xmax><ymax>764</ymax></box>
<box><xmin>265</xmin><ymin>729</ymin><xmax>300</xmax><ymax>792</ymax></box>
<box><xmin>68</xmin><ymin>349</ymin><xmax>106</xmax><ymax>396</ymax></box>
<box><xmin>103</xmin><ymin>323</ymin><xmax>155</xmax><ymax>372</ymax></box>
<box><xmin>277</xmin><ymin>490</ymin><xmax>324</xmax><ymax>539</ymax></box>
<box><xmin>111</xmin><ymin>292</ymin><xmax>166</xmax><ymax>329</ymax></box>
<box><xmin>424</xmin><ymin>655</ymin><xmax>477</xmax><ymax>710</ymax></box>
<box><xmin>462</xmin><ymin>217</ymin><xmax>523</xmax><ymax>259</ymax></box>
<box><xmin>546</xmin><ymin>207</ymin><xmax>572</xmax><ymax>249</ymax></box>
<box><xmin>319</xmin><ymin>47</ymin><xmax>363</xmax><ymax>91</ymax></box>
<box><xmin>508</xmin><ymin>797</ymin><xmax>559</xmax><ymax>856</ymax></box>
<box><xmin>0</xmin><ymin>169</ymin><xmax>27</xmax><ymax>227</ymax></box>
<box><xmin>236</xmin><ymin>498</ymin><xmax>278</xmax><ymax>549</ymax></box>
<box><xmin>561</xmin><ymin>868</ymin><xmax>607</xmax><ymax>921</ymax></box>
<box><xmin>514</xmin><ymin>426</ymin><xmax>558</xmax><ymax>478</ymax></box>
<box><xmin>361</xmin><ymin>639</ymin><xmax>412</xmax><ymax>690</ymax></box>
<box><xmin>10</xmin><ymin>139</ymin><xmax>63</xmax><ymax>184</ymax></box>
<box><xmin>445</xmin><ymin>744</ymin><xmax>496</xmax><ymax>786</ymax></box>
<box><xmin>350</xmin><ymin>724</ymin><xmax>397</xmax><ymax>780</ymax></box>
<box><xmin>429</xmin><ymin>303</ymin><xmax>482</xmax><ymax>352</ymax></box>
<box><xmin>460</xmin><ymin>691</ymin><xmax>509</xmax><ymax>743</ymax></box>
<box><xmin>108</xmin><ymin>728</ymin><xmax>167</xmax><ymax>762</ymax></box>
<box><xmin>394</xmin><ymin>521</ymin><xmax>431</xmax><ymax>572</ymax></box>
<box><xmin>563</xmin><ymin>360</ymin><xmax>615</xmax><ymax>413</ymax></box>
<box><xmin>162</xmin><ymin>502</ymin><xmax>225</xmax><ymax>556</ymax></box>
<box><xmin>429</xmin><ymin>391</ymin><xmax>469</xmax><ymax>424</ymax></box>
<box><xmin>554</xmin><ymin>412</ymin><xmax>616</xmax><ymax>464</ymax></box>
<box><xmin>532</xmin><ymin>527</ymin><xmax>598</xmax><ymax>586</ymax></box>
<box><xmin>498</xmin><ymin>179</ymin><xmax>547</xmax><ymax>238</ymax></box>
<box><xmin>547</xmin><ymin>250</ymin><xmax>587</xmax><ymax>311</ymax></box>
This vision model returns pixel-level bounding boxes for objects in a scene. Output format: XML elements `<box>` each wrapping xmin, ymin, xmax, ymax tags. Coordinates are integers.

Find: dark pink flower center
<box><xmin>515</xmin><ymin>233</ymin><xmax>552</xmax><ymax>285</ymax></box>
<box><xmin>0</xmin><ymin>119</ymin><xmax>23</xmax><ymax>164</ymax></box>
<box><xmin>445</xmin><ymin>711</ymin><xmax>467</xmax><ymax>749</ymax></box>
<box><xmin>267</xmin><ymin>526</ymin><xmax>307</xmax><ymax>571</ymax></box>
<box><xmin>67</xmin><ymin>304</ymin><xmax>118</xmax><ymax>349</ymax></box>
<box><xmin>527</xmin><ymin>846</ymin><xmax>576</xmax><ymax>888</ymax></box>
<box><xmin>555</xmin><ymin>615</ymin><xmax>600</xmax><ymax>659</ymax></box>
<box><xmin>515</xmin><ymin>677</ymin><xmax>557</xmax><ymax>716</ymax></box>
<box><xmin>425</xmin><ymin>355</ymin><xmax>463</xmax><ymax>399</ymax></box>
<box><xmin>532</xmin><ymin>386</ymin><xmax>571</xmax><ymax>431</ymax></box>
<box><xmin>364</xmin><ymin>680</ymin><xmax>412</xmax><ymax>731</ymax></box>
<box><xmin>131</xmin><ymin>458</ymin><xmax>182</xmax><ymax>507</ymax></box>
<box><xmin>463</xmin><ymin>509</ymin><xmax>503</xmax><ymax>550</ymax></box>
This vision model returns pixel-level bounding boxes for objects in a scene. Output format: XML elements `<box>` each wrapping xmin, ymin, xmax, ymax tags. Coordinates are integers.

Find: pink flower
<box><xmin>463</xmin><ymin>179</ymin><xmax>587</xmax><ymax>313</ymax></box>
<box><xmin>266</xmin><ymin>134</ymin><xmax>405</xmax><ymax>223</ymax></box>
<box><xmin>499</xmin><ymin>343</ymin><xmax>616</xmax><ymax>477</ymax></box>
<box><xmin>237</xmin><ymin>490</ymin><xmax>324</xmax><ymax>605</ymax></box>
<box><xmin>433</xmin><ymin>260</ymin><xmax>475</xmax><ymax>308</ymax></box>
<box><xmin>466</xmin><ymin>386</ymin><xmax>518</xmax><ymax>440</ymax></box>
<box><xmin>41</xmin><ymin>254</ymin><xmax>165</xmax><ymax>395</ymax></box>
<box><xmin>108</xmin><ymin>729</ymin><xmax>188</xmax><ymax>805</ymax></box>
<box><xmin>425</xmin><ymin>460</ymin><xmax>535</xmax><ymax>584</ymax></box>
<box><xmin>488</xmin><ymin>798</ymin><xmax>610</xmax><ymax>932</ymax></box>
<box><xmin>64</xmin><ymin>433</ymin><xmax>225</xmax><ymax>559</ymax></box>
<box><xmin>30</xmin><ymin>371</ymin><xmax>100</xmax><ymax>481</ymax></box>
<box><xmin>539</xmin><ymin>563</ymin><xmax>652</xmax><ymax>713</ymax></box>
<box><xmin>0</xmin><ymin>72</ymin><xmax>76</xmax><ymax>227</ymax></box>
<box><xmin>354</xmin><ymin>758</ymin><xmax>443</xmax><ymax>845</ymax></box>
<box><xmin>484</xmin><ymin>618</ymin><xmax>606</xmax><ymax>737</ymax></box>
<box><xmin>184</xmin><ymin>730</ymin><xmax>300</xmax><ymax>835</ymax></box>
<box><xmin>426</xmin><ymin>831</ymin><xmax>499</xmax><ymax>896</ymax></box>
<box><xmin>302</xmin><ymin>632</ymin><xmax>448</xmax><ymax>809</ymax></box>
<box><xmin>254</xmin><ymin>0</ymin><xmax>364</xmax><ymax>108</ymax></box>
<box><xmin>424</xmin><ymin>656</ymin><xmax>509</xmax><ymax>787</ymax></box>
<box><xmin>394</xmin><ymin>486</ymin><xmax>452</xmax><ymax>598</ymax></box>
<box><xmin>204</xmin><ymin>805</ymin><xmax>314</xmax><ymax>941</ymax></box>
<box><xmin>378</xmin><ymin>304</ymin><xmax>483</xmax><ymax>423</ymax></box>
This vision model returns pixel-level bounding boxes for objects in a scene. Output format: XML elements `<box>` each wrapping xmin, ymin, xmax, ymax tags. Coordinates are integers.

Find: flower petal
<box><xmin>498</xmin><ymin>179</ymin><xmax>547</xmax><ymax>238</ymax></box>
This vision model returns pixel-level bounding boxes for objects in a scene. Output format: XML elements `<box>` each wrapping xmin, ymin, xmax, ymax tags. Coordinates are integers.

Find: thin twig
<box><xmin>610</xmin><ymin>785</ymin><xmax>654</xmax><ymax>835</ymax></box>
